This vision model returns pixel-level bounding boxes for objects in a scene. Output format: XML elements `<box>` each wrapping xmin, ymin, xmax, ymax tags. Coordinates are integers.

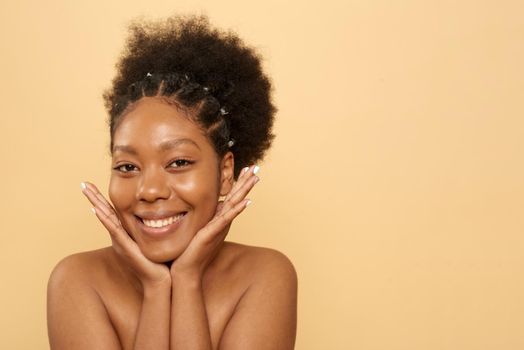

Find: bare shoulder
<box><xmin>47</xmin><ymin>247</ymin><xmax>121</xmax><ymax>349</ymax></box>
<box><xmin>218</xmin><ymin>242</ymin><xmax>298</xmax><ymax>349</ymax></box>
<box><xmin>48</xmin><ymin>247</ymin><xmax>112</xmax><ymax>290</ymax></box>
<box><xmin>221</xmin><ymin>241</ymin><xmax>298</xmax><ymax>286</ymax></box>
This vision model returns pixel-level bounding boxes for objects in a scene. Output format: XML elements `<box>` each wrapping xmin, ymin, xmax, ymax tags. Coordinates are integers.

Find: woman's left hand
<box><xmin>170</xmin><ymin>165</ymin><xmax>260</xmax><ymax>280</ymax></box>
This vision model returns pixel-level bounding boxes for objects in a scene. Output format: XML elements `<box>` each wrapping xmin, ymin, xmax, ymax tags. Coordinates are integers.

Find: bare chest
<box><xmin>99</xmin><ymin>275</ymin><xmax>244</xmax><ymax>350</ymax></box>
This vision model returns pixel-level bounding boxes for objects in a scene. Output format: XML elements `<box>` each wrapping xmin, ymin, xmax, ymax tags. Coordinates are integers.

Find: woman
<box><xmin>47</xmin><ymin>14</ymin><xmax>297</xmax><ymax>349</ymax></box>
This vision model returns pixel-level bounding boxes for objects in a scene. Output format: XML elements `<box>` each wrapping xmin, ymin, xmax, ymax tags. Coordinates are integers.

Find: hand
<box><xmin>170</xmin><ymin>165</ymin><xmax>260</xmax><ymax>279</ymax></box>
<box><xmin>81</xmin><ymin>182</ymin><xmax>171</xmax><ymax>289</ymax></box>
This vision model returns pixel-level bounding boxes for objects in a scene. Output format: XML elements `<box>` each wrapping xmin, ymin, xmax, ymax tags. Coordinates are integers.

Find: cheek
<box><xmin>173</xmin><ymin>171</ymin><xmax>219</xmax><ymax>212</ymax></box>
<box><xmin>108</xmin><ymin>176</ymin><xmax>136</xmax><ymax>212</ymax></box>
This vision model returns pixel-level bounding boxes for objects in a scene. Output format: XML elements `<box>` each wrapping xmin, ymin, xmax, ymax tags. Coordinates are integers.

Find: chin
<box><xmin>141</xmin><ymin>242</ymin><xmax>186</xmax><ymax>264</ymax></box>
<box><xmin>123</xmin><ymin>215</ymin><xmax>193</xmax><ymax>264</ymax></box>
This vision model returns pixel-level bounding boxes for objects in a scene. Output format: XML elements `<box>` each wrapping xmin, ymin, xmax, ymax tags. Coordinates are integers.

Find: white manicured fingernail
<box><xmin>253</xmin><ymin>165</ymin><xmax>260</xmax><ymax>174</ymax></box>
<box><xmin>242</xmin><ymin>167</ymin><xmax>249</xmax><ymax>174</ymax></box>
<box><xmin>91</xmin><ymin>207</ymin><xmax>96</xmax><ymax>214</ymax></box>
<box><xmin>80</xmin><ymin>182</ymin><xmax>86</xmax><ymax>190</ymax></box>
<box><xmin>245</xmin><ymin>200</ymin><xmax>252</xmax><ymax>207</ymax></box>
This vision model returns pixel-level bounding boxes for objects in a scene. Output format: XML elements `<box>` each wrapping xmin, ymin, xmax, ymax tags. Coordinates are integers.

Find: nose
<box><xmin>136</xmin><ymin>167</ymin><xmax>171</xmax><ymax>202</ymax></box>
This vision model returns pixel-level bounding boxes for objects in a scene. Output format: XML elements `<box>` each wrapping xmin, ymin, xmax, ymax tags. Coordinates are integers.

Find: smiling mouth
<box><xmin>136</xmin><ymin>213</ymin><xmax>187</xmax><ymax>228</ymax></box>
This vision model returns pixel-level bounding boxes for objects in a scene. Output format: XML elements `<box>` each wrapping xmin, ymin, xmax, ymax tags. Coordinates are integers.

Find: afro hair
<box><xmin>103</xmin><ymin>14</ymin><xmax>276</xmax><ymax>179</ymax></box>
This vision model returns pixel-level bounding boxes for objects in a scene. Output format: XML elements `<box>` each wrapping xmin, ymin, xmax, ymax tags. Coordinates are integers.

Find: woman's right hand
<box><xmin>81</xmin><ymin>181</ymin><xmax>171</xmax><ymax>289</ymax></box>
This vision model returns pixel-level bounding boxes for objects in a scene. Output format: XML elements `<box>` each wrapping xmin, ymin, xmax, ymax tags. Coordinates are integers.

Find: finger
<box><xmin>91</xmin><ymin>206</ymin><xmax>142</xmax><ymax>255</ymax></box>
<box><xmin>238</xmin><ymin>165</ymin><xmax>256</xmax><ymax>180</ymax></box>
<box><xmin>82</xmin><ymin>186</ymin><xmax>112</xmax><ymax>217</ymax></box>
<box><xmin>82</xmin><ymin>184</ymin><xmax>152</xmax><ymax>269</ymax></box>
<box><xmin>91</xmin><ymin>206</ymin><xmax>121</xmax><ymax>238</ymax></box>
<box><xmin>93</xmin><ymin>208</ymin><xmax>144</xmax><ymax>265</ymax></box>
<box><xmin>225</xmin><ymin>198</ymin><xmax>252</xmax><ymax>218</ymax></box>
<box><xmin>215</xmin><ymin>200</ymin><xmax>225</xmax><ymax>215</ymax></box>
<box><xmin>204</xmin><ymin>198</ymin><xmax>251</xmax><ymax>242</ymax></box>
<box><xmin>226</xmin><ymin>165</ymin><xmax>257</xmax><ymax>198</ymax></box>
<box><xmin>82</xmin><ymin>182</ymin><xmax>116</xmax><ymax>213</ymax></box>
<box><xmin>234</xmin><ymin>164</ymin><xmax>258</xmax><ymax>187</ymax></box>
<box><xmin>83</xmin><ymin>190</ymin><xmax>121</xmax><ymax>230</ymax></box>
<box><xmin>81</xmin><ymin>183</ymin><xmax>133</xmax><ymax>249</ymax></box>
<box><xmin>81</xmin><ymin>183</ymin><xmax>120</xmax><ymax>227</ymax></box>
<box><xmin>220</xmin><ymin>165</ymin><xmax>259</xmax><ymax>210</ymax></box>
<box><xmin>220</xmin><ymin>175</ymin><xmax>259</xmax><ymax>214</ymax></box>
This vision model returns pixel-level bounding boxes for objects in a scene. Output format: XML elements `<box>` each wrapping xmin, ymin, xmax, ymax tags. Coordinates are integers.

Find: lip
<box><xmin>136</xmin><ymin>211</ymin><xmax>187</xmax><ymax>220</ymax></box>
<box><xmin>135</xmin><ymin>212</ymin><xmax>187</xmax><ymax>238</ymax></box>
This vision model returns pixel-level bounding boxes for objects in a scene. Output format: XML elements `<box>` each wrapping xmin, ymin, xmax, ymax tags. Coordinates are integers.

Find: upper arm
<box><xmin>219</xmin><ymin>249</ymin><xmax>298</xmax><ymax>350</ymax></box>
<box><xmin>47</xmin><ymin>254</ymin><xmax>122</xmax><ymax>350</ymax></box>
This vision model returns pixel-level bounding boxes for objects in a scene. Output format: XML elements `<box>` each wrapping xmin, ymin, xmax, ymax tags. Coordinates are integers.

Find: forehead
<box><xmin>113</xmin><ymin>97</ymin><xmax>210</xmax><ymax>152</ymax></box>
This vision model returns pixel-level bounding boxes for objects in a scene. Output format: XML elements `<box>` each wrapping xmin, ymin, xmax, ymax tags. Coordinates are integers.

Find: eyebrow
<box><xmin>113</xmin><ymin>138</ymin><xmax>201</xmax><ymax>155</ymax></box>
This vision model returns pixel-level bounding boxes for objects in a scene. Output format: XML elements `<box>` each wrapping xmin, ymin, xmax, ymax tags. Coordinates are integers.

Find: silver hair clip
<box><xmin>203</xmin><ymin>86</ymin><xmax>210</xmax><ymax>92</ymax></box>
<box><xmin>227</xmin><ymin>139</ymin><xmax>235</xmax><ymax>148</ymax></box>
<box><xmin>220</xmin><ymin>107</ymin><xmax>229</xmax><ymax>115</ymax></box>
<box><xmin>146</xmin><ymin>72</ymin><xmax>152</xmax><ymax>77</ymax></box>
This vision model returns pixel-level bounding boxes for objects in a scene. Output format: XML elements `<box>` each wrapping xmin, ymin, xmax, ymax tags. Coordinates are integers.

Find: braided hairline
<box><xmin>109</xmin><ymin>72</ymin><xmax>233</xmax><ymax>155</ymax></box>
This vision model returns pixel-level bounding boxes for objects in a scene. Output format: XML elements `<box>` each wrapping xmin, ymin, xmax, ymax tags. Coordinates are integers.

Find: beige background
<box><xmin>1</xmin><ymin>0</ymin><xmax>523</xmax><ymax>349</ymax></box>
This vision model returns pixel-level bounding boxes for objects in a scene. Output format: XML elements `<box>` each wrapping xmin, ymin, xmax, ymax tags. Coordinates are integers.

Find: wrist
<box><xmin>170</xmin><ymin>266</ymin><xmax>202</xmax><ymax>289</ymax></box>
<box><xmin>142</xmin><ymin>278</ymin><xmax>172</xmax><ymax>296</ymax></box>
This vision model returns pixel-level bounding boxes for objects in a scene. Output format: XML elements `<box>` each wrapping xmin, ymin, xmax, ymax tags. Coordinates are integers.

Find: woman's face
<box><xmin>109</xmin><ymin>96</ymin><xmax>234</xmax><ymax>263</ymax></box>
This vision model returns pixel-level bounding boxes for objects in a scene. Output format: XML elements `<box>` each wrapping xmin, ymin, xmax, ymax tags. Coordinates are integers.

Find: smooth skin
<box><xmin>47</xmin><ymin>97</ymin><xmax>297</xmax><ymax>349</ymax></box>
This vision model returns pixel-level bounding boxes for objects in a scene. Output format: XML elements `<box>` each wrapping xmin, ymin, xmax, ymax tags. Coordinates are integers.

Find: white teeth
<box><xmin>142</xmin><ymin>213</ymin><xmax>185</xmax><ymax>228</ymax></box>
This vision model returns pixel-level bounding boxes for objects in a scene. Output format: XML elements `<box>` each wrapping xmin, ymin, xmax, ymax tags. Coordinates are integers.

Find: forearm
<box><xmin>133</xmin><ymin>282</ymin><xmax>171</xmax><ymax>350</ymax></box>
<box><xmin>170</xmin><ymin>273</ymin><xmax>213</xmax><ymax>350</ymax></box>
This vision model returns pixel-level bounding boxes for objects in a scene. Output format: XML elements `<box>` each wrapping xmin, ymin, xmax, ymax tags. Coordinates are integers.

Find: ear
<box><xmin>219</xmin><ymin>151</ymin><xmax>235</xmax><ymax>196</ymax></box>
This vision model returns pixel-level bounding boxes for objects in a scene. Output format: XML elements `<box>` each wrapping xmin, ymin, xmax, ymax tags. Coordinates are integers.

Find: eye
<box><xmin>113</xmin><ymin>164</ymin><xmax>138</xmax><ymax>173</ymax></box>
<box><xmin>169</xmin><ymin>159</ymin><xmax>194</xmax><ymax>168</ymax></box>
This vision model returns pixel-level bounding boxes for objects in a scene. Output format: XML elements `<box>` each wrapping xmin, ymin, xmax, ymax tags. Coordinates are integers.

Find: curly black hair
<box><xmin>103</xmin><ymin>14</ymin><xmax>276</xmax><ymax>179</ymax></box>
